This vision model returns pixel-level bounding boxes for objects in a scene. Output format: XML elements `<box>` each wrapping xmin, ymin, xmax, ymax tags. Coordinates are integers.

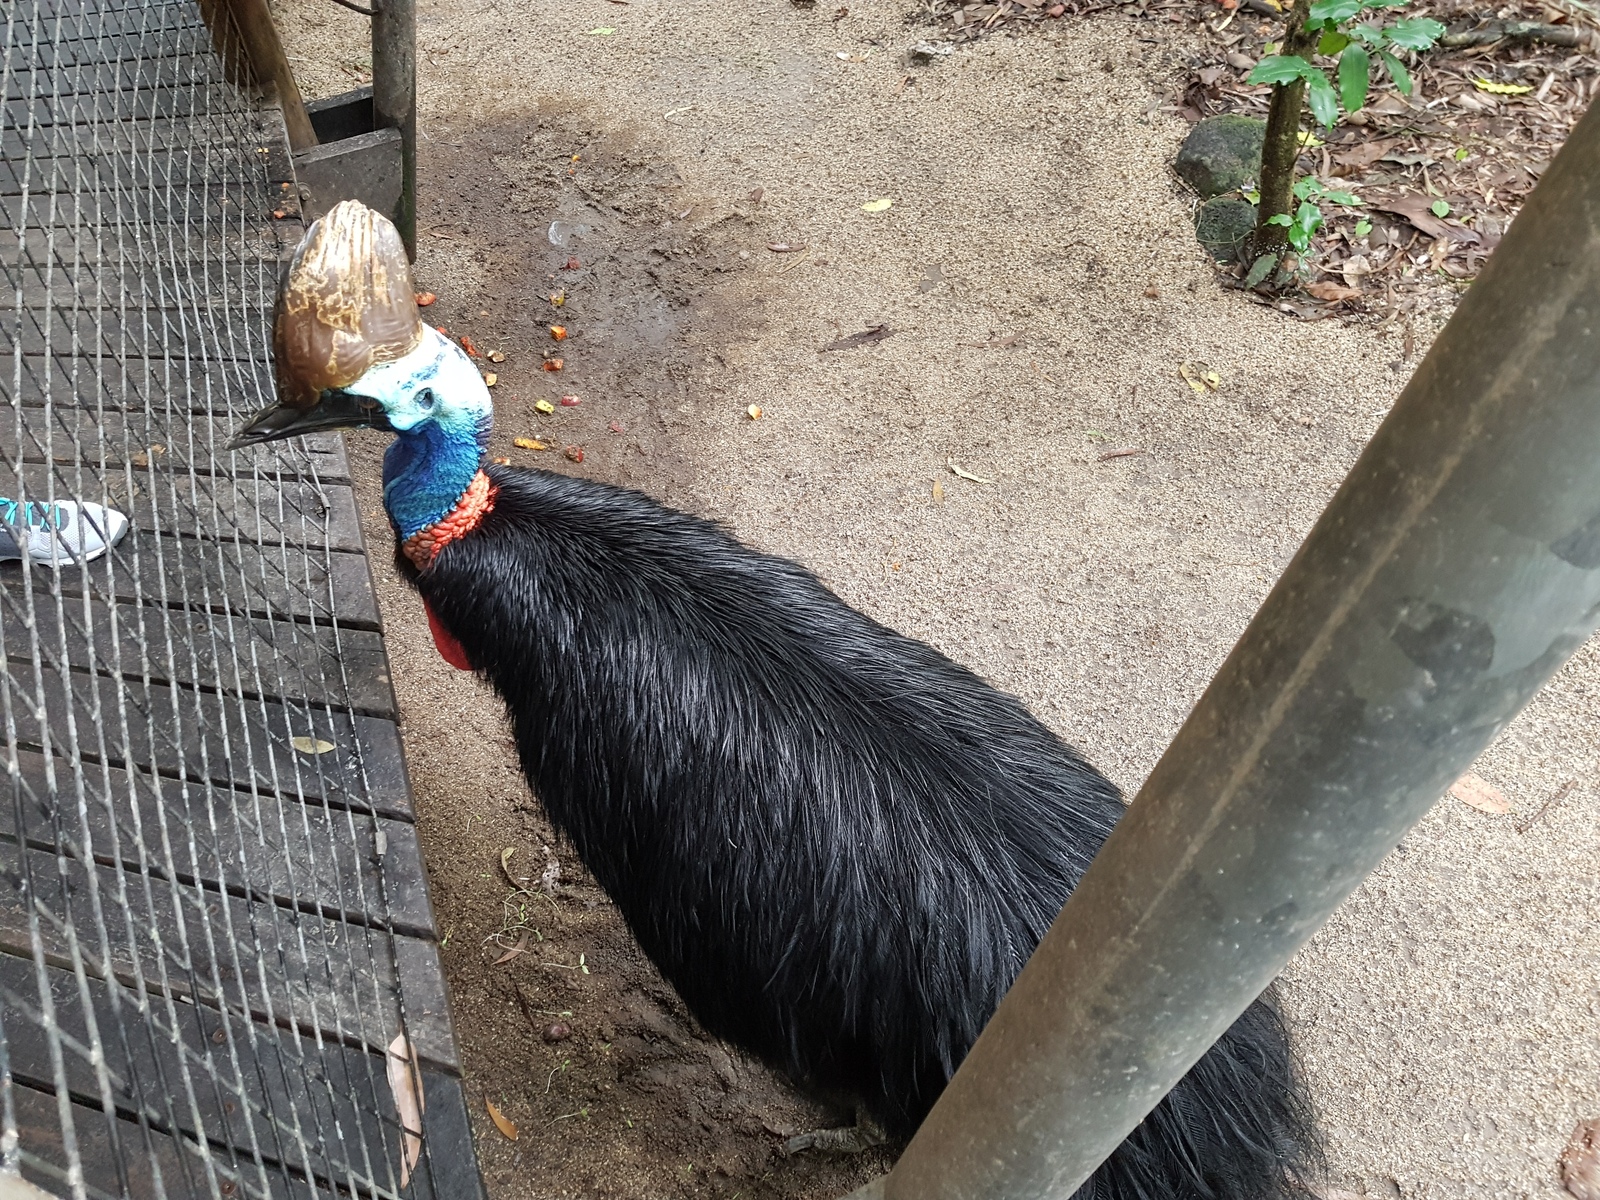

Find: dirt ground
<box><xmin>272</xmin><ymin>2</ymin><xmax>1600</xmax><ymax>1197</ymax></box>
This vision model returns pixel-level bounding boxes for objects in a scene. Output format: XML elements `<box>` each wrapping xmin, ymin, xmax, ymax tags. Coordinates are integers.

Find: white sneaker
<box><xmin>0</xmin><ymin>498</ymin><xmax>130</xmax><ymax>566</ymax></box>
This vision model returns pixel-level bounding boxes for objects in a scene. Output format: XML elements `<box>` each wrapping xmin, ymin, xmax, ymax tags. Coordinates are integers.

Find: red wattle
<box><xmin>424</xmin><ymin>598</ymin><xmax>473</xmax><ymax>671</ymax></box>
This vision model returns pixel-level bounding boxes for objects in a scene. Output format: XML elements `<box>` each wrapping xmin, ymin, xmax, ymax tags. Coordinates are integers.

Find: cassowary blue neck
<box><xmin>382</xmin><ymin>423</ymin><xmax>486</xmax><ymax>540</ymax></box>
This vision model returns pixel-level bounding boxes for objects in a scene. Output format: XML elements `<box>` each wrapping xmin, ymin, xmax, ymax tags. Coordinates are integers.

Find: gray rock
<box><xmin>1196</xmin><ymin>197</ymin><xmax>1258</xmax><ymax>262</ymax></box>
<box><xmin>908</xmin><ymin>41</ymin><xmax>954</xmax><ymax>65</ymax></box>
<box><xmin>1175</xmin><ymin>115</ymin><xmax>1268</xmax><ymax>199</ymax></box>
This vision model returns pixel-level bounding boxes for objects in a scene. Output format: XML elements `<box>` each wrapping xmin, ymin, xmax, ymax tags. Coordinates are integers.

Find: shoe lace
<box><xmin>0</xmin><ymin>499</ymin><xmax>66</xmax><ymax>532</ymax></box>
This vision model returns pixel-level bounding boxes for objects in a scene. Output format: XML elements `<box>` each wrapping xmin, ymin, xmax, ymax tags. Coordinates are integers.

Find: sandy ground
<box><xmin>272</xmin><ymin>2</ymin><xmax>1600</xmax><ymax>1197</ymax></box>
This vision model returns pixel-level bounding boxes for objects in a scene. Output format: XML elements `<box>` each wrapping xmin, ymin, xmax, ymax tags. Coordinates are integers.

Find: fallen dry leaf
<box><xmin>1449</xmin><ymin>771</ymin><xmax>1510</xmax><ymax>814</ymax></box>
<box><xmin>386</xmin><ymin>1034</ymin><xmax>425</xmax><ymax>1187</ymax></box>
<box><xmin>414</xmin><ymin>291</ymin><xmax>437</xmax><ymax>307</ymax></box>
<box><xmin>1371</xmin><ymin>194</ymin><xmax>1480</xmax><ymax>244</ymax></box>
<box><xmin>821</xmin><ymin>324</ymin><xmax>894</xmax><ymax>352</ymax></box>
<box><xmin>290</xmin><ymin>736</ymin><xmax>335</xmax><ymax>755</ymax></box>
<box><xmin>767</xmin><ymin>242</ymin><xmax>806</xmax><ymax>253</ymax></box>
<box><xmin>565</xmin><ymin>445</ymin><xmax>584</xmax><ymax>463</ymax></box>
<box><xmin>1179</xmin><ymin>362</ymin><xmax>1221</xmax><ymax>393</ymax></box>
<box><xmin>492</xmin><ymin>931</ymin><xmax>530</xmax><ymax>967</ymax></box>
<box><xmin>947</xmin><ymin>458</ymin><xmax>993</xmax><ymax>484</ymax></box>
<box><xmin>1305</xmin><ymin>281</ymin><xmax>1363</xmax><ymax>302</ymax></box>
<box><xmin>749</xmin><ymin>186</ymin><xmax>765</xmax><ymax>204</ymax></box>
<box><xmin>486</xmin><ymin>1097</ymin><xmax>519</xmax><ymax>1141</ymax></box>
<box><xmin>1562</xmin><ymin>1118</ymin><xmax>1600</xmax><ymax>1200</ymax></box>
<box><xmin>1332</xmin><ymin>138</ymin><xmax>1396</xmax><ymax>170</ymax></box>
<box><xmin>931</xmin><ymin>480</ymin><xmax>944</xmax><ymax>503</ymax></box>
<box><xmin>1475</xmin><ymin>77</ymin><xmax>1532</xmax><ymax>95</ymax></box>
<box><xmin>746</xmin><ymin>405</ymin><xmax>763</xmax><ymax>420</ymax></box>
<box><xmin>512</xmin><ymin>437</ymin><xmax>547</xmax><ymax>451</ymax></box>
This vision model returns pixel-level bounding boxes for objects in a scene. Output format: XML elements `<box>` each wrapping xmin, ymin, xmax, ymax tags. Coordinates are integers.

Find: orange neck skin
<box><xmin>401</xmin><ymin>469</ymin><xmax>497</xmax><ymax>570</ymax></box>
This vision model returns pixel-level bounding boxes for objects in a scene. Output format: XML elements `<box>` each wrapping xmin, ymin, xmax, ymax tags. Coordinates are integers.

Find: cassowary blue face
<box><xmin>344</xmin><ymin>324</ymin><xmax>493</xmax><ymax>442</ymax></box>
<box><xmin>228</xmin><ymin>200</ymin><xmax>497</xmax><ymax>541</ymax></box>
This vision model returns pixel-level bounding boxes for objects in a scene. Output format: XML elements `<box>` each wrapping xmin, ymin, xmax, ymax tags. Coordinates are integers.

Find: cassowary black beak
<box><xmin>228</xmin><ymin>390</ymin><xmax>393</xmax><ymax>450</ymax></box>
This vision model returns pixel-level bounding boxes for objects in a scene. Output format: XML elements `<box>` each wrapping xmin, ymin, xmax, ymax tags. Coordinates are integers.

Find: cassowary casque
<box><xmin>234</xmin><ymin>200</ymin><xmax>1321</xmax><ymax>1198</ymax></box>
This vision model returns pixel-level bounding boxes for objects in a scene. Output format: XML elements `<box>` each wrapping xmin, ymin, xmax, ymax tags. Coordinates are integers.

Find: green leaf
<box><xmin>1338</xmin><ymin>45</ymin><xmax>1370</xmax><ymax>112</ymax></box>
<box><xmin>1350</xmin><ymin>21</ymin><xmax>1384</xmax><ymax>42</ymax></box>
<box><xmin>1354</xmin><ymin>218</ymin><xmax>1373</xmax><ymax>235</ymax></box>
<box><xmin>1430</xmin><ymin>199</ymin><xmax>1451</xmax><ymax>218</ymax></box>
<box><xmin>1304</xmin><ymin>67</ymin><xmax>1339</xmax><ymax>127</ymax></box>
<box><xmin>1245</xmin><ymin>189</ymin><xmax>1262</xmax><ymax>204</ymax></box>
<box><xmin>1378</xmin><ymin>48</ymin><xmax>1412</xmax><ymax>94</ymax></box>
<box><xmin>1385</xmin><ymin>17</ymin><xmax>1445</xmax><ymax>49</ymax></box>
<box><xmin>1248</xmin><ymin>54</ymin><xmax>1314</xmax><ymax>86</ymax></box>
<box><xmin>1296</xmin><ymin>199</ymin><xmax>1323</xmax><ymax>230</ymax></box>
<box><xmin>1309</xmin><ymin>0</ymin><xmax>1362</xmax><ymax>23</ymax></box>
<box><xmin>1453</xmin><ymin>146</ymin><xmax>1469</xmax><ymax>161</ymax></box>
<box><xmin>1319</xmin><ymin>29</ymin><xmax>1352</xmax><ymax>54</ymax></box>
<box><xmin>1244</xmin><ymin>253</ymin><xmax>1279</xmax><ymax>289</ymax></box>
<box><xmin>1324</xmin><ymin>189</ymin><xmax>1361</xmax><ymax>205</ymax></box>
<box><xmin>1287</xmin><ymin>222</ymin><xmax>1312</xmax><ymax>252</ymax></box>
<box><xmin>1359</xmin><ymin>0</ymin><xmax>1408</xmax><ymax>8</ymax></box>
<box><xmin>1267</xmin><ymin>213</ymin><xmax>1293</xmax><ymax>226</ymax></box>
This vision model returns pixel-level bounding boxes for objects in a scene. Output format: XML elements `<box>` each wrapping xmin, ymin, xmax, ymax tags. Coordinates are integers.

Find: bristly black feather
<box><xmin>404</xmin><ymin>464</ymin><xmax>1322</xmax><ymax>1199</ymax></box>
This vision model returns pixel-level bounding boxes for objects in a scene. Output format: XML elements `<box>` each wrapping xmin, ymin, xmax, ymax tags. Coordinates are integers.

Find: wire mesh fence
<box><xmin>0</xmin><ymin>2</ymin><xmax>473</xmax><ymax>1197</ymax></box>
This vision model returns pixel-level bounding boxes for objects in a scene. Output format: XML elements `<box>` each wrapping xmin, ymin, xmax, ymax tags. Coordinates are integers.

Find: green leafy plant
<box><xmin>1266</xmin><ymin>177</ymin><xmax>1361</xmax><ymax>253</ymax></box>
<box><xmin>1244</xmin><ymin>0</ymin><xmax>1444</xmax><ymax>279</ymax></box>
<box><xmin>1249</xmin><ymin>0</ymin><xmax>1444</xmax><ymax>128</ymax></box>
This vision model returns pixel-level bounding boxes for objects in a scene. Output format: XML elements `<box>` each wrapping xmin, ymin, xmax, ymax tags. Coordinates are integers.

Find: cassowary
<box><xmin>234</xmin><ymin>201</ymin><xmax>1319</xmax><ymax>1197</ymax></box>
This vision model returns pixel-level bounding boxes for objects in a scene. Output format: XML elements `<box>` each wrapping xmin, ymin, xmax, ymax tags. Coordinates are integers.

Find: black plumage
<box><xmin>404</xmin><ymin>464</ymin><xmax>1320</xmax><ymax>1198</ymax></box>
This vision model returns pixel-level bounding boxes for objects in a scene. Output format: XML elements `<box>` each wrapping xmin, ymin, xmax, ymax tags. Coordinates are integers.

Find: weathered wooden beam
<box><xmin>197</xmin><ymin>0</ymin><xmax>317</xmax><ymax>151</ymax></box>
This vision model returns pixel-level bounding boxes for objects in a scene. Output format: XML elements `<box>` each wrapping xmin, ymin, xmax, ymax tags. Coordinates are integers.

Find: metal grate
<box><xmin>0</xmin><ymin>2</ymin><xmax>475</xmax><ymax>1197</ymax></box>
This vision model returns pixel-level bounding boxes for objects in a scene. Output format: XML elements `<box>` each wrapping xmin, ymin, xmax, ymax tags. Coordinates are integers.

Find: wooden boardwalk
<box><xmin>0</xmin><ymin>3</ymin><xmax>483</xmax><ymax>1197</ymax></box>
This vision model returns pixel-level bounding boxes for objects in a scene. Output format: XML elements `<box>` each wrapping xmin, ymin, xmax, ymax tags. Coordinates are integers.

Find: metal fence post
<box><xmin>851</xmin><ymin>96</ymin><xmax>1600</xmax><ymax>1200</ymax></box>
<box><xmin>371</xmin><ymin>0</ymin><xmax>417</xmax><ymax>259</ymax></box>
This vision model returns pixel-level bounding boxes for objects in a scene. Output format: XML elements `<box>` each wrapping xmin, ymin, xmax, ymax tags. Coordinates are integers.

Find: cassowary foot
<box><xmin>784</xmin><ymin>1114</ymin><xmax>888</xmax><ymax>1156</ymax></box>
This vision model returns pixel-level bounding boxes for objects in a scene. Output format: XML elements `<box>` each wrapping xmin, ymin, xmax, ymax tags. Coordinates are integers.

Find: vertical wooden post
<box><xmin>372</xmin><ymin>0</ymin><xmax>417</xmax><ymax>259</ymax></box>
<box><xmin>198</xmin><ymin>0</ymin><xmax>318</xmax><ymax>152</ymax></box>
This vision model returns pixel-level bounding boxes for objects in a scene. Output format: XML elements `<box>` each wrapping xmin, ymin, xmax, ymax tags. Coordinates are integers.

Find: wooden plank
<box><xmin>0</xmin><ymin>414</ymin><xmax>349</xmax><ymax>482</ymax></box>
<box><xmin>0</xmin><ymin>672</ymin><xmax>412</xmax><ymax>819</ymax></box>
<box><xmin>13</xmin><ymin>1081</ymin><xmax>312</xmax><ymax>1200</ymax></box>
<box><xmin>0</xmin><ymin>268</ymin><xmax>281</xmax><ymax>316</ymax></box>
<box><xmin>0</xmin><ymin>462</ymin><xmax>366</xmax><ymax>552</ymax></box>
<box><xmin>0</xmin><ymin>842</ymin><xmax>459</xmax><ymax>1074</ymax></box>
<box><xmin>0</xmin><ymin>143</ymin><xmax>284</xmax><ymax>195</ymax></box>
<box><xmin>1</xmin><ymin>188</ymin><xmax>288</xmax><ymax>230</ymax></box>
<box><xmin>4</xmin><ymin>597</ymin><xmax>396</xmax><ymax>714</ymax></box>
<box><xmin>1</xmin><ymin>749</ymin><xmax>430</xmax><ymax>933</ymax></box>
<box><xmin>0</xmin><ymin>316</ymin><xmax>276</xmax><ymax>369</ymax></box>
<box><xmin>2</xmin><ymin>53</ymin><xmax>203</xmax><ymax>100</ymax></box>
<box><xmin>45</xmin><ymin>531</ymin><xmax>382</xmax><ymax>630</ymax></box>
<box><xmin>3</xmin><ymin>955</ymin><xmax>478</xmax><ymax>1198</ymax></box>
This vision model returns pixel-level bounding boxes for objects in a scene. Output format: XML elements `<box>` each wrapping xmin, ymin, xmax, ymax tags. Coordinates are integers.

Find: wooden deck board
<box><xmin>0</xmin><ymin>1</ymin><xmax>485</xmax><ymax>1194</ymax></box>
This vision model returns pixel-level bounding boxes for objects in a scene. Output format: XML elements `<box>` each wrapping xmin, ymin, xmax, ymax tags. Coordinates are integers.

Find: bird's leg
<box><xmin>784</xmin><ymin>1111</ymin><xmax>889</xmax><ymax>1155</ymax></box>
